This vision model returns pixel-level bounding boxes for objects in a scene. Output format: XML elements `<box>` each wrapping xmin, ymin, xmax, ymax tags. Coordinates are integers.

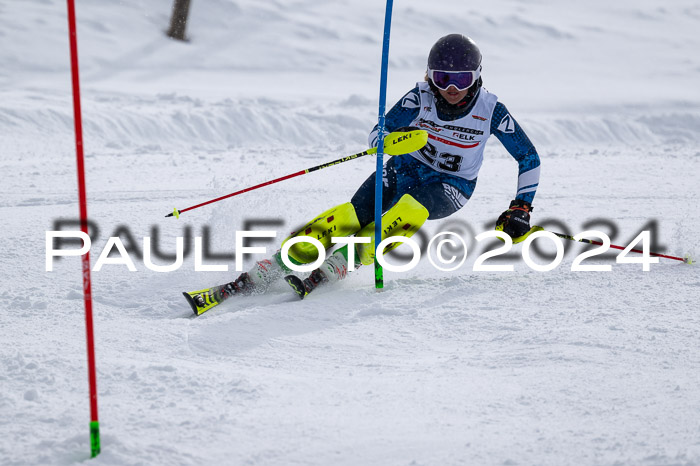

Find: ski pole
<box><xmin>166</xmin><ymin>129</ymin><xmax>427</xmax><ymax>218</ymax></box>
<box><xmin>67</xmin><ymin>0</ymin><xmax>101</xmax><ymax>457</ymax></box>
<box><xmin>544</xmin><ymin>229</ymin><xmax>694</xmax><ymax>264</ymax></box>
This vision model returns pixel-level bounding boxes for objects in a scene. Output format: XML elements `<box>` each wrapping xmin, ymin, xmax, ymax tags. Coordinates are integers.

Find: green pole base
<box><xmin>90</xmin><ymin>421</ymin><xmax>101</xmax><ymax>457</ymax></box>
<box><xmin>374</xmin><ymin>262</ymin><xmax>384</xmax><ymax>289</ymax></box>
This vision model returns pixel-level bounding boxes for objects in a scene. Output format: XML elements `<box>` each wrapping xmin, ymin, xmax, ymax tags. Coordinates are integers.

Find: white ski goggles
<box><xmin>428</xmin><ymin>68</ymin><xmax>481</xmax><ymax>91</ymax></box>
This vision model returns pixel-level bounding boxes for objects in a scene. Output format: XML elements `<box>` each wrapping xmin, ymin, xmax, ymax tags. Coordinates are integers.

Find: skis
<box><xmin>182</xmin><ymin>250</ymin><xmax>340</xmax><ymax>315</ymax></box>
<box><xmin>284</xmin><ymin>275</ymin><xmax>309</xmax><ymax>300</ymax></box>
<box><xmin>182</xmin><ymin>273</ymin><xmax>257</xmax><ymax>316</ymax></box>
<box><xmin>182</xmin><ymin>286</ymin><xmax>228</xmax><ymax>316</ymax></box>
<box><xmin>284</xmin><ymin>268</ymin><xmax>329</xmax><ymax>301</ymax></box>
<box><xmin>184</xmin><ymin>273</ymin><xmax>322</xmax><ymax>315</ymax></box>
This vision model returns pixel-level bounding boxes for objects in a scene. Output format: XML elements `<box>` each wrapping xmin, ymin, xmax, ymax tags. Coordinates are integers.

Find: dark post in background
<box><xmin>167</xmin><ymin>0</ymin><xmax>191</xmax><ymax>41</ymax></box>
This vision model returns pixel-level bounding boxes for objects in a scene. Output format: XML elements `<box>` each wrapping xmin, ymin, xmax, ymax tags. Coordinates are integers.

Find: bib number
<box><xmin>419</xmin><ymin>143</ymin><xmax>463</xmax><ymax>173</ymax></box>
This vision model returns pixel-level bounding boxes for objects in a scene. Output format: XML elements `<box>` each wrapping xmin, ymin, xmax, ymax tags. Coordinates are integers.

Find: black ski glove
<box><xmin>496</xmin><ymin>199</ymin><xmax>533</xmax><ymax>240</ymax></box>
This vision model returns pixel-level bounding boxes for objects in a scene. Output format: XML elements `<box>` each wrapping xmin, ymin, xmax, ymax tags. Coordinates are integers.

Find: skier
<box><xmin>184</xmin><ymin>33</ymin><xmax>541</xmax><ymax>315</ymax></box>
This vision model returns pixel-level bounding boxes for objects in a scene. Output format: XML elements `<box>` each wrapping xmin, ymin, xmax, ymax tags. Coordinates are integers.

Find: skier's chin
<box><xmin>438</xmin><ymin>87</ymin><xmax>468</xmax><ymax>105</ymax></box>
<box><xmin>445</xmin><ymin>94</ymin><xmax>462</xmax><ymax>104</ymax></box>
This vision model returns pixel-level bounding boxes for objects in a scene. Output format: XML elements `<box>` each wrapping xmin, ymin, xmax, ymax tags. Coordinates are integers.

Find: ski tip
<box><xmin>182</xmin><ymin>292</ymin><xmax>200</xmax><ymax>316</ymax></box>
<box><xmin>284</xmin><ymin>275</ymin><xmax>307</xmax><ymax>300</ymax></box>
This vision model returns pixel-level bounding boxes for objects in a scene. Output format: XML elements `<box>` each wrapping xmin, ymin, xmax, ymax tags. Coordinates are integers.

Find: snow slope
<box><xmin>1</xmin><ymin>0</ymin><xmax>700</xmax><ymax>465</ymax></box>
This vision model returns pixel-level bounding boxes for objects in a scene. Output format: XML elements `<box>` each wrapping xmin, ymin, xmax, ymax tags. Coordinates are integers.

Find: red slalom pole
<box><xmin>66</xmin><ymin>0</ymin><xmax>101</xmax><ymax>457</ymax></box>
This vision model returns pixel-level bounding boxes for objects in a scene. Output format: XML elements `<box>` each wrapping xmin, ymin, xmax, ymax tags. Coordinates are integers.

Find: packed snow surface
<box><xmin>2</xmin><ymin>0</ymin><xmax>700</xmax><ymax>465</ymax></box>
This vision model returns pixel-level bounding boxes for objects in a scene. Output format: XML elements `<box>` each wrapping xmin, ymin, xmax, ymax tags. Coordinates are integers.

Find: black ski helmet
<box><xmin>428</xmin><ymin>34</ymin><xmax>481</xmax><ymax>72</ymax></box>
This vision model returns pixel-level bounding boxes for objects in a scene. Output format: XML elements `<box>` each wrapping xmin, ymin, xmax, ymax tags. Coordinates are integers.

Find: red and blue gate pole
<box><xmin>374</xmin><ymin>0</ymin><xmax>394</xmax><ymax>289</ymax></box>
<box><xmin>66</xmin><ymin>0</ymin><xmax>101</xmax><ymax>457</ymax></box>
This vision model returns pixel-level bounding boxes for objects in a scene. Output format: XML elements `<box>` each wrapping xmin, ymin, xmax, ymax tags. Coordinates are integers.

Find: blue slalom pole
<box><xmin>374</xmin><ymin>0</ymin><xmax>394</xmax><ymax>289</ymax></box>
